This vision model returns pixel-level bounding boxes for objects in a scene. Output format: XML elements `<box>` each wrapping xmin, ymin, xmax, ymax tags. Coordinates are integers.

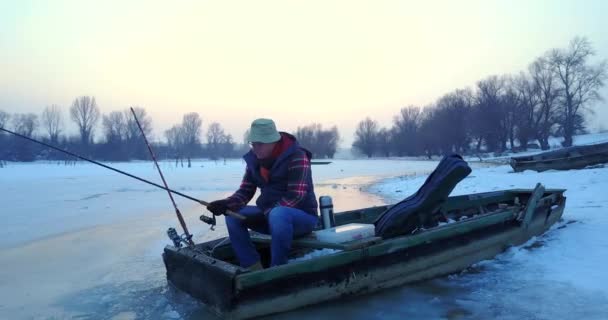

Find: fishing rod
<box><xmin>0</xmin><ymin>127</ymin><xmax>245</xmax><ymax>224</ymax></box>
<box><xmin>130</xmin><ymin>108</ymin><xmax>196</xmax><ymax>246</ymax></box>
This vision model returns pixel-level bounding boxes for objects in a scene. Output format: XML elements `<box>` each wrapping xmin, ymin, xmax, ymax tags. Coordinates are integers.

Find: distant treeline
<box><xmin>1</xmin><ymin>37</ymin><xmax>605</xmax><ymax>164</ymax></box>
<box><xmin>0</xmin><ymin>100</ymin><xmax>340</xmax><ymax>164</ymax></box>
<box><xmin>352</xmin><ymin>37</ymin><xmax>607</xmax><ymax>158</ymax></box>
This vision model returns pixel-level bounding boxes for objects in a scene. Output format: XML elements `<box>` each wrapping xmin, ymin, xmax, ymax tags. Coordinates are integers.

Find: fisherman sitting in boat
<box><xmin>206</xmin><ymin>118</ymin><xmax>319</xmax><ymax>271</ymax></box>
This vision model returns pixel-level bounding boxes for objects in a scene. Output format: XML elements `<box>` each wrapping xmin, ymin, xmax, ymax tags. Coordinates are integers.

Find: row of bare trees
<box><xmin>1</xmin><ymin>100</ymin><xmax>343</xmax><ymax>163</ymax></box>
<box><xmin>1</xmin><ymin>107</ymin><xmax>57</xmax><ymax>161</ymax></box>
<box><xmin>0</xmin><ymin>97</ymin><xmax>243</xmax><ymax>163</ymax></box>
<box><xmin>163</xmin><ymin>113</ymin><xmax>240</xmax><ymax>166</ymax></box>
<box><xmin>98</xmin><ymin>107</ymin><xmax>153</xmax><ymax>161</ymax></box>
<box><xmin>0</xmin><ymin>96</ymin><xmax>102</xmax><ymax>161</ymax></box>
<box><xmin>353</xmin><ymin>37</ymin><xmax>607</xmax><ymax>157</ymax></box>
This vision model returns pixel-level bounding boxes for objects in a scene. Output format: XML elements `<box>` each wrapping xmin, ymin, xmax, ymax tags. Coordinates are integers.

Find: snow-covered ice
<box><xmin>1</xmin><ymin>137</ymin><xmax>607</xmax><ymax>319</ymax></box>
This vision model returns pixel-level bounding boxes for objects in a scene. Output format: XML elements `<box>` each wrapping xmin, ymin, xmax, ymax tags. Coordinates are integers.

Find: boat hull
<box><xmin>510</xmin><ymin>142</ymin><xmax>608</xmax><ymax>172</ymax></box>
<box><xmin>163</xmin><ymin>188</ymin><xmax>566</xmax><ymax>319</ymax></box>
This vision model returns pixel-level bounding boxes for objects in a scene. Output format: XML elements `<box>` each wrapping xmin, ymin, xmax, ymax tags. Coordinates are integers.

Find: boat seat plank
<box><xmin>250</xmin><ymin>233</ymin><xmax>383</xmax><ymax>251</ymax></box>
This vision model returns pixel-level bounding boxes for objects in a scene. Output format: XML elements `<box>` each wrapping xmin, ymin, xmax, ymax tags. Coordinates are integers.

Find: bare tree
<box><xmin>549</xmin><ymin>37</ymin><xmax>608</xmax><ymax>146</ymax></box>
<box><xmin>124</xmin><ymin>107</ymin><xmax>153</xmax><ymax>159</ymax></box>
<box><xmin>219</xmin><ymin>134</ymin><xmax>235</xmax><ymax>160</ymax></box>
<box><xmin>165</xmin><ymin>124</ymin><xmax>185</xmax><ymax>166</ymax></box>
<box><xmin>295</xmin><ymin>123</ymin><xmax>340</xmax><ymax>158</ymax></box>
<box><xmin>181</xmin><ymin>112</ymin><xmax>203</xmax><ymax>167</ymax></box>
<box><xmin>11</xmin><ymin>113</ymin><xmax>38</xmax><ymax>161</ymax></box>
<box><xmin>530</xmin><ymin>56</ymin><xmax>561</xmax><ymax>149</ymax></box>
<box><xmin>0</xmin><ymin>110</ymin><xmax>10</xmax><ymax>128</ymax></box>
<box><xmin>473</xmin><ymin>75</ymin><xmax>507</xmax><ymax>152</ymax></box>
<box><xmin>418</xmin><ymin>108</ymin><xmax>440</xmax><ymax>158</ymax></box>
<box><xmin>206</xmin><ymin>122</ymin><xmax>226</xmax><ymax>160</ymax></box>
<box><xmin>376</xmin><ymin>127</ymin><xmax>392</xmax><ymax>157</ymax></box>
<box><xmin>419</xmin><ymin>104</ymin><xmax>454</xmax><ymax>155</ymax></box>
<box><xmin>182</xmin><ymin>113</ymin><xmax>203</xmax><ymax>145</ymax></box>
<box><xmin>392</xmin><ymin>106</ymin><xmax>421</xmax><ymax>156</ymax></box>
<box><xmin>310</xmin><ymin>125</ymin><xmax>340</xmax><ymax>159</ymax></box>
<box><xmin>502</xmin><ymin>84</ymin><xmax>520</xmax><ymax>150</ymax></box>
<box><xmin>99</xmin><ymin>111</ymin><xmax>129</xmax><ymax>160</ymax></box>
<box><xmin>352</xmin><ymin>117</ymin><xmax>379</xmax><ymax>158</ymax></box>
<box><xmin>295</xmin><ymin>124</ymin><xmax>319</xmax><ymax>151</ymax></box>
<box><xmin>433</xmin><ymin>89</ymin><xmax>473</xmax><ymax>154</ymax></box>
<box><xmin>102</xmin><ymin>111</ymin><xmax>127</xmax><ymax>143</ymax></box>
<box><xmin>512</xmin><ymin>73</ymin><xmax>540</xmax><ymax>150</ymax></box>
<box><xmin>124</xmin><ymin>107</ymin><xmax>152</xmax><ymax>140</ymax></box>
<box><xmin>12</xmin><ymin>113</ymin><xmax>38</xmax><ymax>137</ymax></box>
<box><xmin>317</xmin><ymin>125</ymin><xmax>340</xmax><ymax>158</ymax></box>
<box><xmin>41</xmin><ymin>105</ymin><xmax>63</xmax><ymax>143</ymax></box>
<box><xmin>70</xmin><ymin>96</ymin><xmax>100</xmax><ymax>146</ymax></box>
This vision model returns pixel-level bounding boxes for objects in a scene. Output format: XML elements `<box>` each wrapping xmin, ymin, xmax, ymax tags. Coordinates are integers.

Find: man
<box><xmin>207</xmin><ymin>118</ymin><xmax>318</xmax><ymax>270</ymax></box>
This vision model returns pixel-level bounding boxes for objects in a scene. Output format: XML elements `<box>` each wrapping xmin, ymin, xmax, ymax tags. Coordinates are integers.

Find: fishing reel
<box><xmin>166</xmin><ymin>227</ymin><xmax>192</xmax><ymax>248</ymax></box>
<box><xmin>200</xmin><ymin>214</ymin><xmax>216</xmax><ymax>231</ymax></box>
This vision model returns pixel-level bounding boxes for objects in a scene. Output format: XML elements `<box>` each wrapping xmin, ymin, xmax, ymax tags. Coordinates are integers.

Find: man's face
<box><xmin>250</xmin><ymin>142</ymin><xmax>276</xmax><ymax>159</ymax></box>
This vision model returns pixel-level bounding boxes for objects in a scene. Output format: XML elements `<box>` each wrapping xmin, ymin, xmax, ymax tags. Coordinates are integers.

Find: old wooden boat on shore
<box><xmin>163</xmin><ymin>184</ymin><xmax>566</xmax><ymax>319</ymax></box>
<box><xmin>510</xmin><ymin>141</ymin><xmax>608</xmax><ymax>172</ymax></box>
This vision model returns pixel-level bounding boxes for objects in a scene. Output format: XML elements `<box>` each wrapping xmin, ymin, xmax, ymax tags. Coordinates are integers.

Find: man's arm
<box><xmin>276</xmin><ymin>150</ymin><xmax>312</xmax><ymax>208</ymax></box>
<box><xmin>225</xmin><ymin>168</ymin><xmax>257</xmax><ymax>210</ymax></box>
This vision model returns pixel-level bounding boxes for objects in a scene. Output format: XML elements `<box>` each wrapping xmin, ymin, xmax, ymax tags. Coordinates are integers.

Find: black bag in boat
<box><xmin>374</xmin><ymin>154</ymin><xmax>472</xmax><ymax>239</ymax></box>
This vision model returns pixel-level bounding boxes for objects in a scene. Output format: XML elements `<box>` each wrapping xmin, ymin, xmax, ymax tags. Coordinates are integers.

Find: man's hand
<box><xmin>207</xmin><ymin>199</ymin><xmax>230</xmax><ymax>216</ymax></box>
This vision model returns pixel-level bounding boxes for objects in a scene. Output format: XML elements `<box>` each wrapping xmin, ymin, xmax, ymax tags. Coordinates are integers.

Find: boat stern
<box><xmin>162</xmin><ymin>243</ymin><xmax>242</xmax><ymax>316</ymax></box>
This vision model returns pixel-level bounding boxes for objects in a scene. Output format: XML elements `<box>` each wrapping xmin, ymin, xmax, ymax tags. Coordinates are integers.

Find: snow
<box><xmin>1</xmin><ymin>132</ymin><xmax>607</xmax><ymax>319</ymax></box>
<box><xmin>288</xmin><ymin>248</ymin><xmax>342</xmax><ymax>263</ymax></box>
<box><xmin>557</xmin><ymin>131</ymin><xmax>608</xmax><ymax>146</ymax></box>
<box><xmin>0</xmin><ymin>159</ymin><xmax>441</xmax><ymax>248</ymax></box>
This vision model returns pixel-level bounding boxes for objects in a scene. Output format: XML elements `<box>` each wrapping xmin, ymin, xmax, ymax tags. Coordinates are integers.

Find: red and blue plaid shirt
<box><xmin>226</xmin><ymin>148</ymin><xmax>313</xmax><ymax>211</ymax></box>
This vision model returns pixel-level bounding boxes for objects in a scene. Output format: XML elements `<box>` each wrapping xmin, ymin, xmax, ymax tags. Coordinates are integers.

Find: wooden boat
<box><xmin>510</xmin><ymin>141</ymin><xmax>608</xmax><ymax>172</ymax></box>
<box><xmin>162</xmin><ymin>184</ymin><xmax>566</xmax><ymax>319</ymax></box>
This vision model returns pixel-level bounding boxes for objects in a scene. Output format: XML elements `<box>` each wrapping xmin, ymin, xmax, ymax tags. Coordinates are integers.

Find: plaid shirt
<box><xmin>226</xmin><ymin>149</ymin><xmax>312</xmax><ymax>212</ymax></box>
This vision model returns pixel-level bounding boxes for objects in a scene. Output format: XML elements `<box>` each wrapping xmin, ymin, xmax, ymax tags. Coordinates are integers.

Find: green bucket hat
<box><xmin>248</xmin><ymin>118</ymin><xmax>281</xmax><ymax>143</ymax></box>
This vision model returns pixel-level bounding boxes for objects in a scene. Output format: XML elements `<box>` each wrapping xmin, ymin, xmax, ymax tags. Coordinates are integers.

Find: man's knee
<box><xmin>267</xmin><ymin>207</ymin><xmax>290</xmax><ymax>224</ymax></box>
<box><xmin>225</xmin><ymin>215</ymin><xmax>242</xmax><ymax>229</ymax></box>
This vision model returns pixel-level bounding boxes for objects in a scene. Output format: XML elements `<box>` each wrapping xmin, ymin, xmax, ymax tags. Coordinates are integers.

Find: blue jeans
<box><xmin>225</xmin><ymin>206</ymin><xmax>318</xmax><ymax>267</ymax></box>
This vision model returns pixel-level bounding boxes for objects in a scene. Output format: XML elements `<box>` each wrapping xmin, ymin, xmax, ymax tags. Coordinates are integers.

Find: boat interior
<box><xmin>194</xmin><ymin>188</ymin><xmax>565</xmax><ymax>269</ymax></box>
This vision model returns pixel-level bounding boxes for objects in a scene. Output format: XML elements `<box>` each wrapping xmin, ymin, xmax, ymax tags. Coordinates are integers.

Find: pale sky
<box><xmin>1</xmin><ymin>0</ymin><xmax>607</xmax><ymax>147</ymax></box>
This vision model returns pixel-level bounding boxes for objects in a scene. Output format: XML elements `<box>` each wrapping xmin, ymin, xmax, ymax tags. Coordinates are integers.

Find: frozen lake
<box><xmin>1</xmin><ymin>158</ymin><xmax>607</xmax><ymax>319</ymax></box>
